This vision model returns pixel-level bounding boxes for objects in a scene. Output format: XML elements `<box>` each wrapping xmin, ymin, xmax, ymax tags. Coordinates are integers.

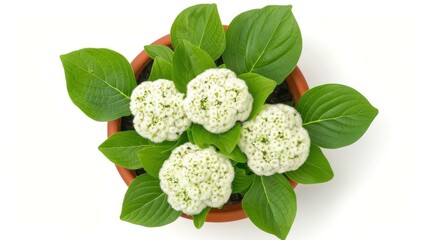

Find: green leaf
<box><xmin>137</xmin><ymin>133</ymin><xmax>188</xmax><ymax>177</ymax></box>
<box><xmin>98</xmin><ymin>131</ymin><xmax>150</xmax><ymax>170</ymax></box>
<box><xmin>242</xmin><ymin>174</ymin><xmax>296</xmax><ymax>240</ymax></box>
<box><xmin>223</xmin><ymin>5</ymin><xmax>302</xmax><ymax>84</ymax></box>
<box><xmin>120</xmin><ymin>174</ymin><xmax>181</xmax><ymax>227</ymax></box>
<box><xmin>137</xmin><ymin>146</ymin><xmax>171</xmax><ymax>178</ymax></box>
<box><xmin>286</xmin><ymin>144</ymin><xmax>334</xmax><ymax>184</ymax></box>
<box><xmin>296</xmin><ymin>84</ymin><xmax>378</xmax><ymax>148</ymax></box>
<box><xmin>144</xmin><ymin>45</ymin><xmax>174</xmax><ymax>63</ymax></box>
<box><xmin>169</xmin><ymin>132</ymin><xmax>189</xmax><ymax>149</ymax></box>
<box><xmin>192</xmin><ymin>123</ymin><xmax>241</xmax><ymax>155</ymax></box>
<box><xmin>238</xmin><ymin>73</ymin><xmax>277</xmax><ymax>119</ymax></box>
<box><xmin>171</xmin><ymin>4</ymin><xmax>225</xmax><ymax>60</ymax></box>
<box><xmin>224</xmin><ymin>146</ymin><xmax>247</xmax><ymax>163</ymax></box>
<box><xmin>187</xmin><ymin>127</ymin><xmax>195</xmax><ymax>144</ymax></box>
<box><xmin>60</xmin><ymin>48</ymin><xmax>136</xmax><ymax>121</ymax></box>
<box><xmin>148</xmin><ymin>57</ymin><xmax>173</xmax><ymax>81</ymax></box>
<box><xmin>172</xmin><ymin>40</ymin><xmax>216</xmax><ymax>93</ymax></box>
<box><xmin>236</xmin><ymin>162</ymin><xmax>252</xmax><ymax>175</ymax></box>
<box><xmin>193</xmin><ymin>207</ymin><xmax>211</xmax><ymax>229</ymax></box>
<box><xmin>232</xmin><ymin>167</ymin><xmax>255</xmax><ymax>194</ymax></box>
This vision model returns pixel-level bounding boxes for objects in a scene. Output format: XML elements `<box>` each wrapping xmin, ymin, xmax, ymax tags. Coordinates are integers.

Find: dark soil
<box><xmin>265</xmin><ymin>81</ymin><xmax>294</xmax><ymax>105</ymax></box>
<box><xmin>120</xmin><ymin>115</ymin><xmax>135</xmax><ymax>131</ymax></box>
<box><xmin>121</xmin><ymin>59</ymin><xmax>294</xmax><ymax>205</ymax></box>
<box><xmin>137</xmin><ymin>61</ymin><xmax>153</xmax><ymax>85</ymax></box>
<box><xmin>134</xmin><ymin>168</ymin><xmax>147</xmax><ymax>176</ymax></box>
<box><xmin>227</xmin><ymin>193</ymin><xmax>243</xmax><ymax>205</ymax></box>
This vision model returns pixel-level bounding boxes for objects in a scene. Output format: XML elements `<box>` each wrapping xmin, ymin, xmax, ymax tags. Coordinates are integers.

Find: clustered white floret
<box><xmin>184</xmin><ymin>68</ymin><xmax>253</xmax><ymax>134</ymax></box>
<box><xmin>238</xmin><ymin>104</ymin><xmax>310</xmax><ymax>176</ymax></box>
<box><xmin>159</xmin><ymin>143</ymin><xmax>234</xmax><ymax>215</ymax></box>
<box><xmin>130</xmin><ymin>79</ymin><xmax>191</xmax><ymax>143</ymax></box>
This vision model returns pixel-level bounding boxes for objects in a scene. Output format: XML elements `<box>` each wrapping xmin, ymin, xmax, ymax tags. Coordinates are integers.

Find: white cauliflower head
<box><xmin>238</xmin><ymin>104</ymin><xmax>310</xmax><ymax>176</ymax></box>
<box><xmin>159</xmin><ymin>143</ymin><xmax>234</xmax><ymax>215</ymax></box>
<box><xmin>130</xmin><ymin>79</ymin><xmax>191</xmax><ymax>143</ymax></box>
<box><xmin>183</xmin><ymin>68</ymin><xmax>253</xmax><ymax>134</ymax></box>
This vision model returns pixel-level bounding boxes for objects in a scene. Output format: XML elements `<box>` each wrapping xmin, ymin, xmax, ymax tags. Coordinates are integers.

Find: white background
<box><xmin>3</xmin><ymin>0</ymin><xmax>427</xmax><ymax>239</ymax></box>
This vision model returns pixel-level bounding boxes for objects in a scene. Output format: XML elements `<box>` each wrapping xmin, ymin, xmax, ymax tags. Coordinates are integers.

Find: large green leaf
<box><xmin>232</xmin><ymin>167</ymin><xmax>255</xmax><ymax>194</ymax></box>
<box><xmin>144</xmin><ymin>45</ymin><xmax>174</xmax><ymax>63</ymax></box>
<box><xmin>98</xmin><ymin>131</ymin><xmax>150</xmax><ymax>170</ymax></box>
<box><xmin>137</xmin><ymin>133</ymin><xmax>188</xmax><ymax>177</ymax></box>
<box><xmin>286</xmin><ymin>144</ymin><xmax>334</xmax><ymax>184</ymax></box>
<box><xmin>238</xmin><ymin>73</ymin><xmax>277</xmax><ymax>120</ymax></box>
<box><xmin>192</xmin><ymin>123</ymin><xmax>241</xmax><ymax>155</ymax></box>
<box><xmin>171</xmin><ymin>4</ymin><xmax>225</xmax><ymax>60</ymax></box>
<box><xmin>296</xmin><ymin>84</ymin><xmax>378</xmax><ymax>148</ymax></box>
<box><xmin>187</xmin><ymin>127</ymin><xmax>195</xmax><ymax>144</ymax></box>
<box><xmin>193</xmin><ymin>207</ymin><xmax>211</xmax><ymax>229</ymax></box>
<box><xmin>242</xmin><ymin>174</ymin><xmax>296</xmax><ymax>240</ymax></box>
<box><xmin>223</xmin><ymin>5</ymin><xmax>302</xmax><ymax>84</ymax></box>
<box><xmin>120</xmin><ymin>174</ymin><xmax>181</xmax><ymax>227</ymax></box>
<box><xmin>224</xmin><ymin>146</ymin><xmax>248</xmax><ymax>163</ymax></box>
<box><xmin>137</xmin><ymin>146</ymin><xmax>172</xmax><ymax>178</ymax></box>
<box><xmin>60</xmin><ymin>48</ymin><xmax>136</xmax><ymax>121</ymax></box>
<box><xmin>172</xmin><ymin>40</ymin><xmax>216</xmax><ymax>93</ymax></box>
<box><xmin>148</xmin><ymin>57</ymin><xmax>173</xmax><ymax>81</ymax></box>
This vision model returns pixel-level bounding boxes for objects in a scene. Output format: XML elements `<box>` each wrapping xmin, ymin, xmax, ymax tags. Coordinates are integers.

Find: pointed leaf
<box><xmin>171</xmin><ymin>4</ymin><xmax>225</xmax><ymax>60</ymax></box>
<box><xmin>296</xmin><ymin>84</ymin><xmax>378</xmax><ymax>148</ymax></box>
<box><xmin>60</xmin><ymin>48</ymin><xmax>136</xmax><ymax>121</ymax></box>
<box><xmin>224</xmin><ymin>146</ymin><xmax>247</xmax><ymax>163</ymax></box>
<box><xmin>242</xmin><ymin>174</ymin><xmax>296</xmax><ymax>240</ymax></box>
<box><xmin>223</xmin><ymin>5</ymin><xmax>302</xmax><ymax>84</ymax></box>
<box><xmin>192</xmin><ymin>123</ymin><xmax>241</xmax><ymax>155</ymax></box>
<box><xmin>120</xmin><ymin>174</ymin><xmax>181</xmax><ymax>227</ymax></box>
<box><xmin>193</xmin><ymin>207</ymin><xmax>211</xmax><ymax>229</ymax></box>
<box><xmin>148</xmin><ymin>57</ymin><xmax>173</xmax><ymax>81</ymax></box>
<box><xmin>187</xmin><ymin>127</ymin><xmax>195</xmax><ymax>144</ymax></box>
<box><xmin>238</xmin><ymin>73</ymin><xmax>277</xmax><ymax>119</ymax></box>
<box><xmin>286</xmin><ymin>144</ymin><xmax>334</xmax><ymax>184</ymax></box>
<box><xmin>168</xmin><ymin>132</ymin><xmax>189</xmax><ymax>150</ymax></box>
<box><xmin>172</xmin><ymin>40</ymin><xmax>216</xmax><ymax>93</ymax></box>
<box><xmin>137</xmin><ymin>146</ymin><xmax>171</xmax><ymax>178</ymax></box>
<box><xmin>144</xmin><ymin>45</ymin><xmax>174</xmax><ymax>63</ymax></box>
<box><xmin>232</xmin><ymin>167</ymin><xmax>255</xmax><ymax>194</ymax></box>
<box><xmin>137</xmin><ymin>133</ymin><xmax>188</xmax><ymax>177</ymax></box>
<box><xmin>98</xmin><ymin>131</ymin><xmax>150</xmax><ymax>170</ymax></box>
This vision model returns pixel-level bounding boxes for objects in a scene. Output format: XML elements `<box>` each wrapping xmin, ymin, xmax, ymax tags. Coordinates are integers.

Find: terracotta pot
<box><xmin>107</xmin><ymin>34</ymin><xmax>309</xmax><ymax>222</ymax></box>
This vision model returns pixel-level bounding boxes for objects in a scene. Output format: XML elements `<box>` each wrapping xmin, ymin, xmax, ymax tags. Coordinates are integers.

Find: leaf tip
<box><xmin>373</xmin><ymin>106</ymin><xmax>379</xmax><ymax>116</ymax></box>
<box><xmin>97</xmin><ymin>144</ymin><xmax>103</xmax><ymax>151</ymax></box>
<box><xmin>119</xmin><ymin>210</ymin><xmax>128</xmax><ymax>222</ymax></box>
<box><xmin>193</xmin><ymin>220</ymin><xmax>204</xmax><ymax>229</ymax></box>
<box><xmin>59</xmin><ymin>53</ymin><xmax>70</xmax><ymax>65</ymax></box>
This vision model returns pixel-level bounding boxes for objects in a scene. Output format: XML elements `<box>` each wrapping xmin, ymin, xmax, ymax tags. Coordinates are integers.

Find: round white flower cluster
<box><xmin>238</xmin><ymin>104</ymin><xmax>311</xmax><ymax>176</ymax></box>
<box><xmin>159</xmin><ymin>143</ymin><xmax>234</xmax><ymax>215</ymax></box>
<box><xmin>130</xmin><ymin>80</ymin><xmax>191</xmax><ymax>143</ymax></box>
<box><xmin>184</xmin><ymin>68</ymin><xmax>253</xmax><ymax>133</ymax></box>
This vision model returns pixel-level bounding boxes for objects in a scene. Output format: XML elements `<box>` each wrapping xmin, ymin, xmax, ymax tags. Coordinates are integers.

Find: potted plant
<box><xmin>60</xmin><ymin>4</ymin><xmax>378</xmax><ymax>240</ymax></box>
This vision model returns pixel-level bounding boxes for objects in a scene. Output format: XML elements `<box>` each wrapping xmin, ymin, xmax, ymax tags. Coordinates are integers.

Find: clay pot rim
<box><xmin>107</xmin><ymin>33</ymin><xmax>309</xmax><ymax>223</ymax></box>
